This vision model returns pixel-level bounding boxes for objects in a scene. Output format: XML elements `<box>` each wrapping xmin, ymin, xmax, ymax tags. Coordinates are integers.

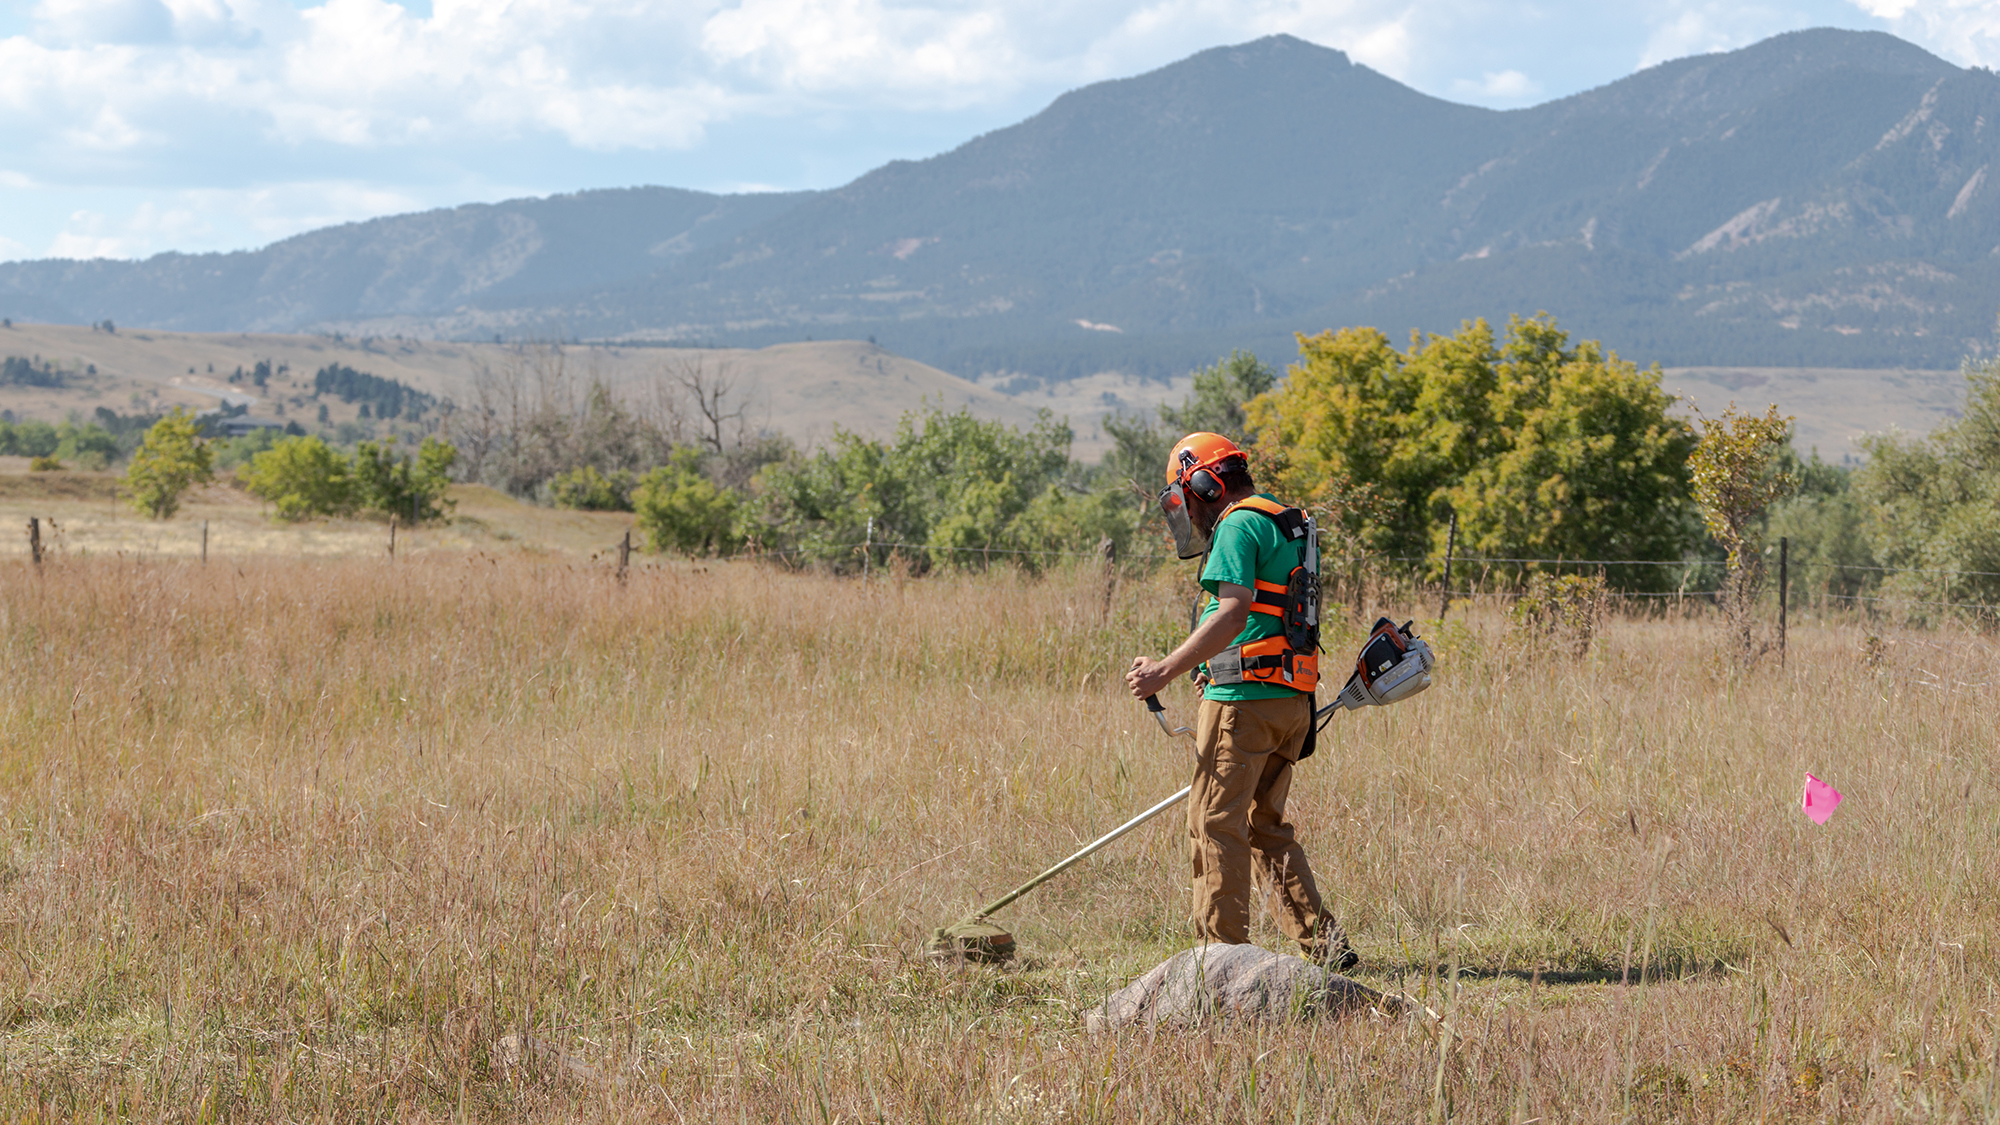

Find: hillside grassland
<box><xmin>0</xmin><ymin>323</ymin><xmax>1066</xmax><ymax>456</ymax></box>
<box><xmin>0</xmin><ymin>549</ymin><xmax>1994</xmax><ymax>1122</ymax></box>
<box><xmin>0</xmin><ymin>321</ymin><xmax>1972</xmax><ymax>467</ymax></box>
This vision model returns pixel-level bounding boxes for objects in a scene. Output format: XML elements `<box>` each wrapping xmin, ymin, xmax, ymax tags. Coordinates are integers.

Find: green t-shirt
<box><xmin>1197</xmin><ymin>495</ymin><xmax>1305</xmax><ymax>701</ymax></box>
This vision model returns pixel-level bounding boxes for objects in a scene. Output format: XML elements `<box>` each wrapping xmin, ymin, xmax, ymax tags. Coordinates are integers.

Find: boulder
<box><xmin>1085</xmin><ymin>943</ymin><xmax>1396</xmax><ymax>1031</ymax></box>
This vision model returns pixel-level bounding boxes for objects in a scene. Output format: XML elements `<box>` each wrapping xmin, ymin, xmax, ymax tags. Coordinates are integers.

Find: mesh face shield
<box><xmin>1159</xmin><ymin>482</ymin><xmax>1209</xmax><ymax>560</ymax></box>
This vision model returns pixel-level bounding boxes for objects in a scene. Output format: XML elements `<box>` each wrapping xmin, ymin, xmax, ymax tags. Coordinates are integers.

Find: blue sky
<box><xmin>0</xmin><ymin>0</ymin><xmax>1991</xmax><ymax>262</ymax></box>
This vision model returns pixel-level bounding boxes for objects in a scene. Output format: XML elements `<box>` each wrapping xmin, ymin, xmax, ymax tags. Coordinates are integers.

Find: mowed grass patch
<box><xmin>0</xmin><ymin>555</ymin><xmax>1994</xmax><ymax>1121</ymax></box>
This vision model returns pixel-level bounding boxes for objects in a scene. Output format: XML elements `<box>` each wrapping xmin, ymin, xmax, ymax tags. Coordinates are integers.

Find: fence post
<box><xmin>618</xmin><ymin>529</ymin><xmax>631</xmax><ymax>583</ymax></box>
<box><xmin>1098</xmin><ymin>536</ymin><xmax>1117</xmax><ymax>623</ymax></box>
<box><xmin>1439</xmin><ymin>512</ymin><xmax>1457</xmax><ymax>620</ymax></box>
<box><xmin>863</xmin><ymin>516</ymin><xmax>873</xmax><ymax>580</ymax></box>
<box><xmin>388</xmin><ymin>515</ymin><xmax>397</xmax><ymax>559</ymax></box>
<box><xmin>1778</xmin><ymin>536</ymin><xmax>1788</xmax><ymax>667</ymax></box>
<box><xmin>27</xmin><ymin>517</ymin><xmax>41</xmax><ymax>569</ymax></box>
<box><xmin>201</xmin><ymin>520</ymin><xmax>209</xmax><ymax>565</ymax></box>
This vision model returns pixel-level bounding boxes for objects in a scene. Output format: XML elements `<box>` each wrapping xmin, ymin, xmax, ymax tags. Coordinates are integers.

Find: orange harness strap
<box><xmin>1203</xmin><ymin>497</ymin><xmax>1319</xmax><ymax>692</ymax></box>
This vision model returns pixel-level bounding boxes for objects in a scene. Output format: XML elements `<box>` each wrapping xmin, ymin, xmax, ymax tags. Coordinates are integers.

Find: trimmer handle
<box><xmin>1144</xmin><ymin>693</ymin><xmax>1192</xmax><ymax>740</ymax></box>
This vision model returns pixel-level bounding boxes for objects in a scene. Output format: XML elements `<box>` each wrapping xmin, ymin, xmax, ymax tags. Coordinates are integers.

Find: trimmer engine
<box><xmin>1324</xmin><ymin>618</ymin><xmax>1435</xmax><ymax>714</ymax></box>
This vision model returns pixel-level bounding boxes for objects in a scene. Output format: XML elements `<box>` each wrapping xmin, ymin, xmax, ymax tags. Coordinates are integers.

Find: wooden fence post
<box><xmin>201</xmin><ymin>520</ymin><xmax>209</xmax><ymax>564</ymax></box>
<box><xmin>1778</xmin><ymin>536</ymin><xmax>1788</xmax><ymax>667</ymax></box>
<box><xmin>1439</xmin><ymin>512</ymin><xmax>1457</xmax><ymax>620</ymax></box>
<box><xmin>1098</xmin><ymin>536</ymin><xmax>1117</xmax><ymax>623</ymax></box>
<box><xmin>618</xmin><ymin>529</ymin><xmax>631</xmax><ymax>583</ymax></box>
<box><xmin>27</xmin><ymin>517</ymin><xmax>41</xmax><ymax>569</ymax></box>
<box><xmin>388</xmin><ymin>515</ymin><xmax>397</xmax><ymax>559</ymax></box>
<box><xmin>862</xmin><ymin>516</ymin><xmax>873</xmax><ymax>580</ymax></box>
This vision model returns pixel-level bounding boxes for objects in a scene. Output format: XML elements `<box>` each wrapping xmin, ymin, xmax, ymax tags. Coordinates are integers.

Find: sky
<box><xmin>1</xmin><ymin>0</ymin><xmax>1996</xmax><ymax>263</ymax></box>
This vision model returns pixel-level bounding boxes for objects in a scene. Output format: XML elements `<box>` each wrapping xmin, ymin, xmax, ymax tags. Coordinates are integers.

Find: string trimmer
<box><xmin>928</xmin><ymin>619</ymin><xmax>1434</xmax><ymax>963</ymax></box>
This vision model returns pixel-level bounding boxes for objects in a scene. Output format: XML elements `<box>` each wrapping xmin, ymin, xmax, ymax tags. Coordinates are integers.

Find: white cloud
<box><xmin>173</xmin><ymin>181</ymin><xmax>434</xmax><ymax>243</ymax></box>
<box><xmin>1845</xmin><ymin>0</ymin><xmax>2000</xmax><ymax>67</ymax></box>
<box><xmin>1638</xmin><ymin>6</ymin><xmax>1755</xmax><ymax>68</ymax></box>
<box><xmin>31</xmin><ymin>0</ymin><xmax>174</xmax><ymax>46</ymax></box>
<box><xmin>1451</xmin><ymin>67</ymin><xmax>1540</xmax><ymax>100</ymax></box>
<box><xmin>0</xmin><ymin>0</ymin><xmax>1927</xmax><ymax>261</ymax></box>
<box><xmin>703</xmin><ymin>0</ymin><xmax>1017</xmax><ymax>96</ymax></box>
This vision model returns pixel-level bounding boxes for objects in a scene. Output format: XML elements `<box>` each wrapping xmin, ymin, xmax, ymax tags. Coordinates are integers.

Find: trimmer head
<box><xmin>928</xmin><ymin>918</ymin><xmax>1016</xmax><ymax>963</ymax></box>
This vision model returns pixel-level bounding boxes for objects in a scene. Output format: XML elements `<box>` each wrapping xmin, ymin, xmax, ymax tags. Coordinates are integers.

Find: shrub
<box><xmin>1856</xmin><ymin>358</ymin><xmax>2000</xmax><ymax>620</ymax></box>
<box><xmin>634</xmin><ymin>450</ymin><xmax>739</xmax><ymax>557</ymax></box>
<box><xmin>212</xmin><ymin>427</ymin><xmax>286</xmax><ymax>470</ymax></box>
<box><xmin>27</xmin><ymin>454</ymin><xmax>63</xmax><ymax>472</ymax></box>
<box><xmin>244</xmin><ymin>436</ymin><xmax>355</xmax><ymax>521</ymax></box>
<box><xmin>550</xmin><ymin>465</ymin><xmax>636</xmax><ymax>511</ymax></box>
<box><xmin>1509</xmin><ymin>572</ymin><xmax>1610</xmax><ymax>658</ymax></box>
<box><xmin>747</xmin><ymin>407</ymin><xmax>1119</xmax><ymax>573</ymax></box>
<box><xmin>0</xmin><ymin>419</ymin><xmax>60</xmax><ymax>458</ymax></box>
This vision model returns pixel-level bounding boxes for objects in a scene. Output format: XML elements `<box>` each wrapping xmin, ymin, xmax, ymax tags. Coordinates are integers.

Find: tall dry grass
<box><xmin>0</xmin><ymin>554</ymin><xmax>1994</xmax><ymax>1121</ymax></box>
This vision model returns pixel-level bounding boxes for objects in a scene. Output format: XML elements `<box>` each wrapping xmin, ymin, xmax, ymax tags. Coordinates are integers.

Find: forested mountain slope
<box><xmin>2</xmin><ymin>28</ymin><xmax>1994</xmax><ymax>374</ymax></box>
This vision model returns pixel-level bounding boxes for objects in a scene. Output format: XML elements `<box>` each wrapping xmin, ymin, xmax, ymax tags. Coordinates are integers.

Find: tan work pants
<box><xmin>1187</xmin><ymin>693</ymin><xmax>1323</xmax><ymax>947</ymax></box>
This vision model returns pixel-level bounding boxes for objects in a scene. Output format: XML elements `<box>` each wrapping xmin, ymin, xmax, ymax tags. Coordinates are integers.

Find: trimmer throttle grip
<box><xmin>1144</xmin><ymin>694</ymin><xmax>1164</xmax><ymax>713</ymax></box>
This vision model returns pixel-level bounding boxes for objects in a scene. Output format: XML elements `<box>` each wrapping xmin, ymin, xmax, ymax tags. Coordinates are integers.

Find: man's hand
<box><xmin>1126</xmin><ymin>656</ymin><xmax>1177</xmax><ymax>700</ymax></box>
<box><xmin>1123</xmin><ymin>582</ymin><xmax>1254</xmax><ymax>700</ymax></box>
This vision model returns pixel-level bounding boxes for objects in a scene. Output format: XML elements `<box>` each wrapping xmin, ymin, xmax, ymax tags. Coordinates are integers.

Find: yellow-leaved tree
<box><xmin>1688</xmin><ymin>403</ymin><xmax>1797</xmax><ymax>661</ymax></box>
<box><xmin>124</xmin><ymin>409</ymin><xmax>214</xmax><ymax>520</ymax></box>
<box><xmin>1246</xmin><ymin>314</ymin><xmax>1697</xmax><ymax>589</ymax></box>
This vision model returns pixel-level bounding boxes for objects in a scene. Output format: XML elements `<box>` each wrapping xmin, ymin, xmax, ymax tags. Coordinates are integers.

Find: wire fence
<box><xmin>715</xmin><ymin>533</ymin><xmax>2000</xmax><ymax>617</ymax></box>
<box><xmin>16</xmin><ymin>516</ymin><xmax>1999</xmax><ymax>618</ymax></box>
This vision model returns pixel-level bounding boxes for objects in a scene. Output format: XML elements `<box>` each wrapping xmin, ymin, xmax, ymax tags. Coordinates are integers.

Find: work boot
<box><xmin>1303</xmin><ymin>913</ymin><xmax>1359</xmax><ymax>973</ymax></box>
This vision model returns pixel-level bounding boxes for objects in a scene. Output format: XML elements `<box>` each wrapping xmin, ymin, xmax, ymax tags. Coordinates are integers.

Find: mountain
<box><xmin>0</xmin><ymin>188</ymin><xmax>804</xmax><ymax>333</ymax></box>
<box><xmin>3</xmin><ymin>29</ymin><xmax>1997</xmax><ymax>375</ymax></box>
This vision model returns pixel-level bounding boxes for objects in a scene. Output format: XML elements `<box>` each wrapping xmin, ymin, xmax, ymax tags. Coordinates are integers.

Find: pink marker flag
<box><xmin>1802</xmin><ymin>773</ymin><xmax>1842</xmax><ymax>825</ymax></box>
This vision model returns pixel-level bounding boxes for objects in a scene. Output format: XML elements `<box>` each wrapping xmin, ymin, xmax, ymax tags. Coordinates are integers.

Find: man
<box><xmin>1124</xmin><ymin>432</ymin><xmax>1357</xmax><ymax>970</ymax></box>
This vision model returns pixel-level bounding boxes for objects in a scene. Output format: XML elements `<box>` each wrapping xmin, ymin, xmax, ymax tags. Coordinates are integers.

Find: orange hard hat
<box><xmin>1165</xmin><ymin>432</ymin><xmax>1245</xmax><ymax>486</ymax></box>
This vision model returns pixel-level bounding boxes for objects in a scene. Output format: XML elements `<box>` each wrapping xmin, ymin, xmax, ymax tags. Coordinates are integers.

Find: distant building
<box><xmin>216</xmin><ymin>415</ymin><xmax>287</xmax><ymax>438</ymax></box>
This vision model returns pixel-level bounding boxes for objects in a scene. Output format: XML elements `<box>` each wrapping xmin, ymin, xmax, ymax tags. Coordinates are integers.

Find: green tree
<box><xmin>1855</xmin><ymin>358</ymin><xmax>2000</xmax><ymax>619</ymax></box>
<box><xmin>1103</xmin><ymin>351</ymin><xmax>1279</xmax><ymax>488</ymax></box>
<box><xmin>244</xmin><ymin>436</ymin><xmax>356</xmax><ymax>521</ymax></box>
<box><xmin>634</xmin><ymin>448</ymin><xmax>740</xmax><ymax>557</ymax></box>
<box><xmin>1446</xmin><ymin>318</ymin><xmax>1698</xmax><ymax>570</ymax></box>
<box><xmin>1247</xmin><ymin>315</ymin><xmax>1697</xmax><ymax>584</ymax></box>
<box><xmin>0</xmin><ymin>419</ymin><xmax>61</xmax><ymax>458</ymax></box>
<box><xmin>1766</xmin><ymin>446</ymin><xmax>1877</xmax><ymax>607</ymax></box>
<box><xmin>352</xmin><ymin>437</ymin><xmax>457</xmax><ymax>523</ymax></box>
<box><xmin>1161</xmin><ymin>350</ymin><xmax>1277</xmax><ymax>443</ymax></box>
<box><xmin>54</xmin><ymin>423</ymin><xmax>119</xmax><ymax>470</ymax></box>
<box><xmin>1101</xmin><ymin>351</ymin><xmax>1281</xmax><ymax>549</ymax></box>
<box><xmin>1688</xmin><ymin>403</ymin><xmax>1797</xmax><ymax>658</ymax></box>
<box><xmin>124</xmin><ymin>409</ymin><xmax>215</xmax><ymax>520</ymax></box>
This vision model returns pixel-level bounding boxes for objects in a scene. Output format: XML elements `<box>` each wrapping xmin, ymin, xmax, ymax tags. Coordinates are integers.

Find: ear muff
<box><xmin>1187</xmin><ymin>467</ymin><xmax>1224</xmax><ymax>502</ymax></box>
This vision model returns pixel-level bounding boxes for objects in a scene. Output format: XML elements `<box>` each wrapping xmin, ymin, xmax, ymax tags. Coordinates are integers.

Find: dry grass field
<box><xmin>0</xmin><ymin>471</ymin><xmax>636</xmax><ymax>562</ymax></box>
<box><xmin>1</xmin><ymin>533</ymin><xmax>1995</xmax><ymax>1122</ymax></box>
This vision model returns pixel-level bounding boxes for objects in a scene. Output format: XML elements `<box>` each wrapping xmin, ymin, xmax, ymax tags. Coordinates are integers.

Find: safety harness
<box><xmin>1198</xmin><ymin>497</ymin><xmax>1320</xmax><ymax>693</ymax></box>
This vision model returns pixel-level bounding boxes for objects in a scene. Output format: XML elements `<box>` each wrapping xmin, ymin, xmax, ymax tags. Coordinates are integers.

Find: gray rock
<box><xmin>1085</xmin><ymin>943</ymin><xmax>1397</xmax><ymax>1031</ymax></box>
